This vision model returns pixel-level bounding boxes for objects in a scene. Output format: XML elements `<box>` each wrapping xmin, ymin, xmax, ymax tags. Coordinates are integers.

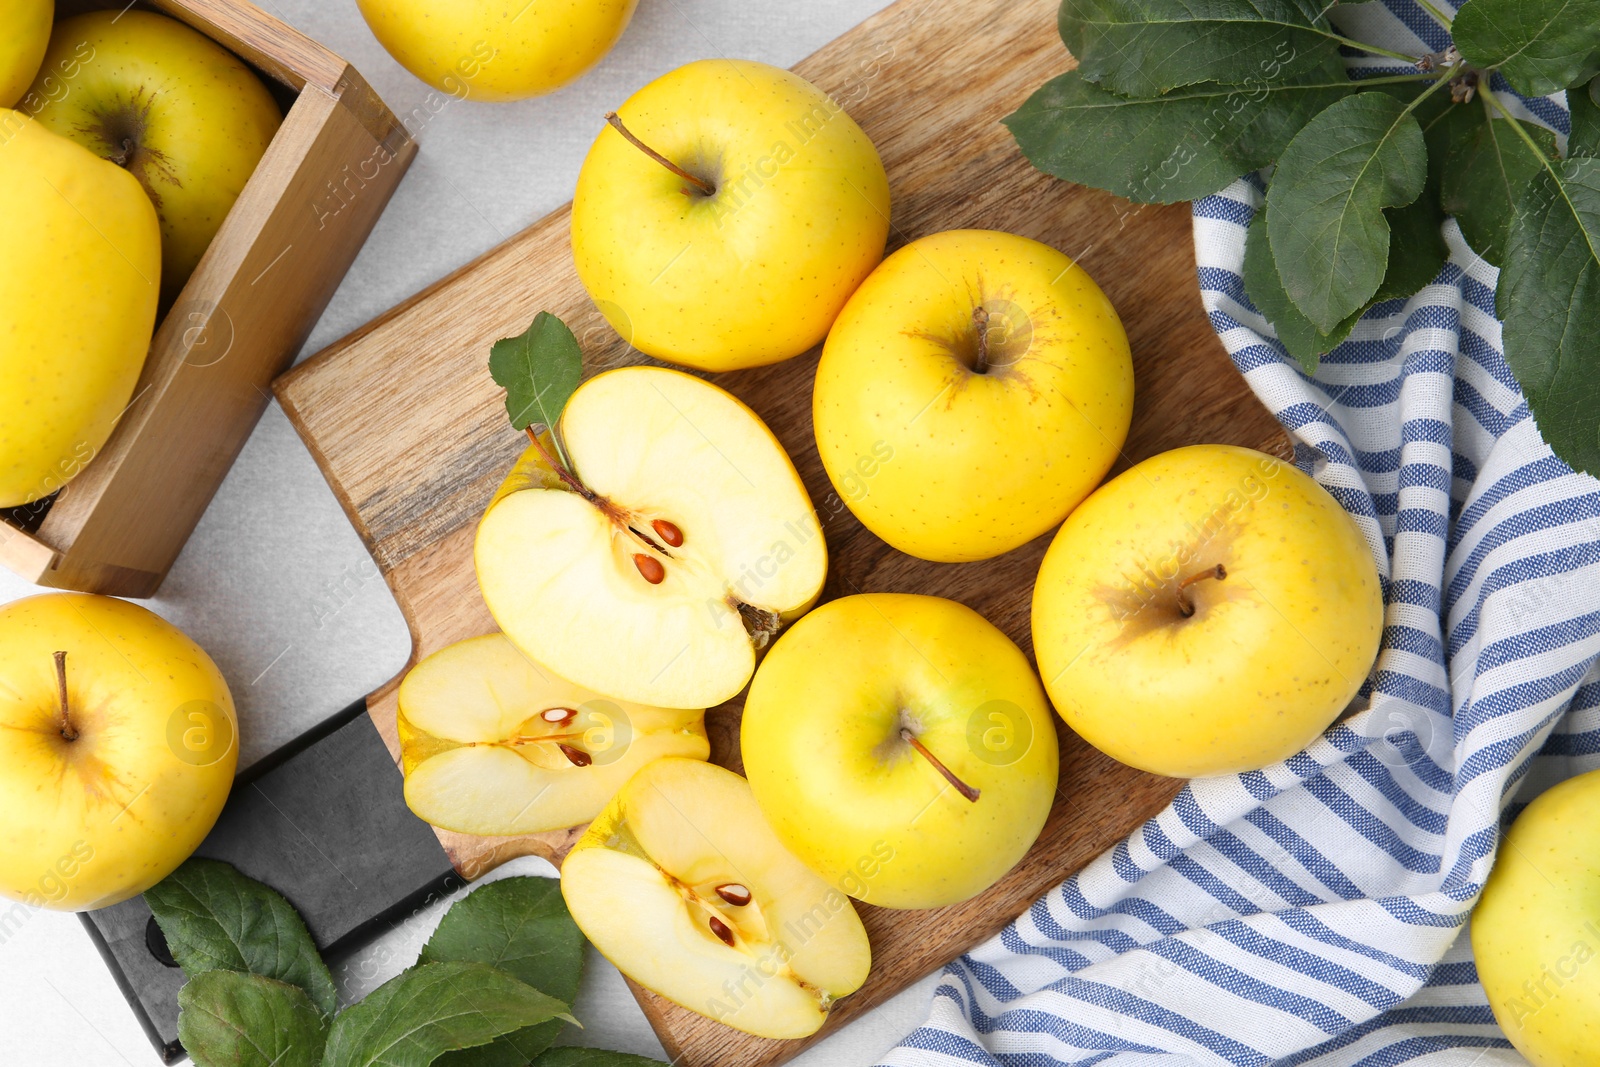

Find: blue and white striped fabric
<box><xmin>883</xmin><ymin>3</ymin><xmax>1600</xmax><ymax>1064</ymax></box>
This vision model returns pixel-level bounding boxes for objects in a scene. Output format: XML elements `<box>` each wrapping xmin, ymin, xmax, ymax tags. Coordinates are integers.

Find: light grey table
<box><xmin>0</xmin><ymin>0</ymin><xmax>946</xmax><ymax>1061</ymax></box>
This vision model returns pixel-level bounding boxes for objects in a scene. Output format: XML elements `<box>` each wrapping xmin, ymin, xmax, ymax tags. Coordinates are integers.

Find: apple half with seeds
<box><xmin>560</xmin><ymin>757</ymin><xmax>871</xmax><ymax>1039</ymax></box>
<box><xmin>398</xmin><ymin>634</ymin><xmax>708</xmax><ymax>836</ymax></box>
<box><xmin>475</xmin><ymin>366</ymin><xmax>827</xmax><ymax>709</ymax></box>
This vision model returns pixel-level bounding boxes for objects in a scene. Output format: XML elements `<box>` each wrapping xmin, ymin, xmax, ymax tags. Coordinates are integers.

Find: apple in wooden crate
<box><xmin>398</xmin><ymin>633</ymin><xmax>709</xmax><ymax>836</ymax></box>
<box><xmin>814</xmin><ymin>229</ymin><xmax>1135</xmax><ymax>562</ymax></box>
<box><xmin>1032</xmin><ymin>444</ymin><xmax>1384</xmax><ymax>777</ymax></box>
<box><xmin>26</xmin><ymin>10</ymin><xmax>282</xmax><ymax>300</ymax></box>
<box><xmin>571</xmin><ymin>58</ymin><xmax>890</xmax><ymax>371</ymax></box>
<box><xmin>0</xmin><ymin>594</ymin><xmax>237</xmax><ymax>910</ymax></box>
<box><xmin>742</xmin><ymin>593</ymin><xmax>1059</xmax><ymax>910</ymax></box>
<box><xmin>561</xmin><ymin>758</ymin><xmax>871</xmax><ymax>1039</ymax></box>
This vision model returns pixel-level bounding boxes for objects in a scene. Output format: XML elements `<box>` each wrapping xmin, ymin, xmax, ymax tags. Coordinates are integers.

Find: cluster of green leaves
<box><xmin>145</xmin><ymin>860</ymin><xmax>663</xmax><ymax>1067</ymax></box>
<box><xmin>1006</xmin><ymin>0</ymin><xmax>1600</xmax><ymax>475</ymax></box>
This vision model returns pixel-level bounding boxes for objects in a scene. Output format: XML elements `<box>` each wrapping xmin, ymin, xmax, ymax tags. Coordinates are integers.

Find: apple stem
<box><xmin>1176</xmin><ymin>564</ymin><xmax>1228</xmax><ymax>618</ymax></box>
<box><xmin>53</xmin><ymin>651</ymin><xmax>78</xmax><ymax>742</ymax></box>
<box><xmin>972</xmin><ymin>307</ymin><xmax>991</xmax><ymax>374</ymax></box>
<box><xmin>604</xmin><ymin>112</ymin><xmax>717</xmax><ymax>198</ymax></box>
<box><xmin>900</xmin><ymin>728</ymin><xmax>980</xmax><ymax>803</ymax></box>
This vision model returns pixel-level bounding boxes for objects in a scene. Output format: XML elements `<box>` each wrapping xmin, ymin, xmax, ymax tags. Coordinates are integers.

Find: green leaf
<box><xmin>145</xmin><ymin>859</ymin><xmax>337</xmax><ymax>1018</ymax></box>
<box><xmin>1004</xmin><ymin>71</ymin><xmax>1350</xmax><ymax>203</ymax></box>
<box><xmin>1242</xmin><ymin>208</ymin><xmax>1362</xmax><ymax>370</ymax></box>
<box><xmin>1266</xmin><ymin>91</ymin><xmax>1429</xmax><ymax>332</ymax></box>
<box><xmin>1441</xmin><ymin>110</ymin><xmax>1559</xmax><ymax>266</ymax></box>
<box><xmin>530</xmin><ymin>1050</ymin><xmax>669</xmax><ymax>1067</ymax></box>
<box><xmin>323</xmin><ymin>961</ymin><xmax>571</xmax><ymax>1067</ymax></box>
<box><xmin>1452</xmin><ymin>0</ymin><xmax>1600</xmax><ymax>97</ymax></box>
<box><xmin>1372</xmin><ymin>193</ymin><xmax>1449</xmax><ymax>301</ymax></box>
<box><xmin>420</xmin><ymin>877</ymin><xmax>585</xmax><ymax>1066</ymax></box>
<box><xmin>489</xmin><ymin>312</ymin><xmax>583</xmax><ymax>434</ymax></box>
<box><xmin>1057</xmin><ymin>0</ymin><xmax>1345</xmax><ymax>98</ymax></box>
<box><xmin>177</xmin><ymin>971</ymin><xmax>328</xmax><ymax>1067</ymax></box>
<box><xmin>1568</xmin><ymin>76</ymin><xmax>1600</xmax><ymax>157</ymax></box>
<box><xmin>1499</xmin><ymin>155</ymin><xmax>1600</xmax><ymax>475</ymax></box>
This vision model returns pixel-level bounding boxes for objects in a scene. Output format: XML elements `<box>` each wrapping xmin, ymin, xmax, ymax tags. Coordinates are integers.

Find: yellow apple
<box><xmin>27</xmin><ymin>11</ymin><xmax>282</xmax><ymax>300</ymax></box>
<box><xmin>0</xmin><ymin>109</ymin><xmax>160</xmax><ymax>508</ymax></box>
<box><xmin>561</xmin><ymin>757</ymin><xmax>871</xmax><ymax>1038</ymax></box>
<box><xmin>1032</xmin><ymin>444</ymin><xmax>1384</xmax><ymax>778</ymax></box>
<box><xmin>814</xmin><ymin>229</ymin><xmax>1134</xmax><ymax>563</ymax></box>
<box><xmin>398</xmin><ymin>633</ymin><xmax>709</xmax><ymax>836</ymax></box>
<box><xmin>0</xmin><ymin>593</ymin><xmax>237</xmax><ymax>911</ymax></box>
<box><xmin>357</xmin><ymin>0</ymin><xmax>637</xmax><ymax>101</ymax></box>
<box><xmin>1472</xmin><ymin>768</ymin><xmax>1600</xmax><ymax>1064</ymax></box>
<box><xmin>741</xmin><ymin>593</ymin><xmax>1059</xmax><ymax>910</ymax></box>
<box><xmin>571</xmin><ymin>59</ymin><xmax>890</xmax><ymax>371</ymax></box>
<box><xmin>0</xmin><ymin>0</ymin><xmax>51</xmax><ymax>108</ymax></box>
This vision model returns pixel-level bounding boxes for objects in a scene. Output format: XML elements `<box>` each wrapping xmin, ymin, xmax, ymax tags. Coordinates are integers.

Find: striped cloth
<box><xmin>883</xmin><ymin>3</ymin><xmax>1600</xmax><ymax>1064</ymax></box>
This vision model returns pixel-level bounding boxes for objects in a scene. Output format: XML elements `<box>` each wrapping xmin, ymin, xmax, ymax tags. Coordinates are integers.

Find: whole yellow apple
<box><xmin>357</xmin><ymin>0</ymin><xmax>637</xmax><ymax>101</ymax></box>
<box><xmin>1472</xmin><ymin>769</ymin><xmax>1600</xmax><ymax>1064</ymax></box>
<box><xmin>741</xmin><ymin>593</ymin><xmax>1059</xmax><ymax>910</ymax></box>
<box><xmin>27</xmin><ymin>11</ymin><xmax>281</xmax><ymax>300</ymax></box>
<box><xmin>0</xmin><ymin>594</ymin><xmax>237</xmax><ymax>911</ymax></box>
<box><xmin>572</xmin><ymin>59</ymin><xmax>890</xmax><ymax>371</ymax></box>
<box><xmin>0</xmin><ymin>109</ymin><xmax>160</xmax><ymax>508</ymax></box>
<box><xmin>1032</xmin><ymin>444</ymin><xmax>1383</xmax><ymax>778</ymax></box>
<box><xmin>0</xmin><ymin>0</ymin><xmax>51</xmax><ymax>108</ymax></box>
<box><xmin>814</xmin><ymin>229</ymin><xmax>1134</xmax><ymax>562</ymax></box>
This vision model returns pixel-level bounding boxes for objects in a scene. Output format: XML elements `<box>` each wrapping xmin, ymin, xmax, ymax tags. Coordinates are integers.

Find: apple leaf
<box><xmin>1003</xmin><ymin>71</ymin><xmax>1350</xmax><ymax>204</ymax></box>
<box><xmin>1371</xmin><ymin>192</ymin><xmax>1449</xmax><ymax>302</ymax></box>
<box><xmin>1057</xmin><ymin>0</ymin><xmax>1345</xmax><ymax>98</ymax></box>
<box><xmin>531</xmin><ymin>1051</ymin><xmax>670</xmax><ymax>1066</ymax></box>
<box><xmin>177</xmin><ymin>971</ymin><xmax>327</xmax><ymax>1067</ymax></box>
<box><xmin>1452</xmin><ymin>0</ymin><xmax>1600</xmax><ymax>98</ymax></box>
<box><xmin>1568</xmin><ymin>76</ymin><xmax>1600</xmax><ymax>157</ymax></box>
<box><xmin>322</xmin><ymin>961</ymin><xmax>571</xmax><ymax>1067</ymax></box>
<box><xmin>1499</xmin><ymin>155</ymin><xmax>1600</xmax><ymax>475</ymax></box>
<box><xmin>1440</xmin><ymin>111</ymin><xmax>1559</xmax><ymax>266</ymax></box>
<box><xmin>489</xmin><ymin>312</ymin><xmax>583</xmax><ymax>436</ymax></box>
<box><xmin>1266</xmin><ymin>92</ymin><xmax>1429</xmax><ymax>332</ymax></box>
<box><xmin>1242</xmin><ymin>208</ymin><xmax>1362</xmax><ymax>370</ymax></box>
<box><xmin>145</xmin><ymin>859</ymin><xmax>337</xmax><ymax>1018</ymax></box>
<box><xmin>419</xmin><ymin>877</ymin><xmax>585</xmax><ymax>1066</ymax></box>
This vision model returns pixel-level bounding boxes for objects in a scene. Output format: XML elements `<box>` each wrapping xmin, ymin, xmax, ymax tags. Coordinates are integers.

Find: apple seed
<box><xmin>652</xmin><ymin>518</ymin><xmax>685</xmax><ymax>547</ymax></box>
<box><xmin>708</xmin><ymin>915</ymin><xmax>737</xmax><ymax>946</ymax></box>
<box><xmin>715</xmin><ymin>883</ymin><xmax>752</xmax><ymax>907</ymax></box>
<box><xmin>633</xmin><ymin>554</ymin><xmax>666</xmax><ymax>585</ymax></box>
<box><xmin>541</xmin><ymin>707</ymin><xmax>578</xmax><ymax>725</ymax></box>
<box><xmin>559</xmin><ymin>743</ymin><xmax>593</xmax><ymax>767</ymax></box>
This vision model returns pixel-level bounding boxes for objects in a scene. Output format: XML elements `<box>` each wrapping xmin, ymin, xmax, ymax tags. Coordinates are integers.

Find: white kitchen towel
<box><xmin>882</xmin><ymin>2</ymin><xmax>1600</xmax><ymax>1064</ymax></box>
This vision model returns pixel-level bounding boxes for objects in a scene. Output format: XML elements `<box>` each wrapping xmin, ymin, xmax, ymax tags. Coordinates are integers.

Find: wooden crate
<box><xmin>0</xmin><ymin>0</ymin><xmax>416</xmax><ymax>596</ymax></box>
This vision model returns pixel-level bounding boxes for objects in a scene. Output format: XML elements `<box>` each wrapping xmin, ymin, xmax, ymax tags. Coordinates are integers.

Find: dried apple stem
<box><xmin>605</xmin><ymin>112</ymin><xmax>716</xmax><ymax>197</ymax></box>
<box><xmin>972</xmin><ymin>306</ymin><xmax>991</xmax><ymax>374</ymax></box>
<box><xmin>1176</xmin><ymin>564</ymin><xmax>1228</xmax><ymax>618</ymax></box>
<box><xmin>901</xmin><ymin>728</ymin><xmax>980</xmax><ymax>803</ymax></box>
<box><xmin>53</xmin><ymin>651</ymin><xmax>77</xmax><ymax>742</ymax></box>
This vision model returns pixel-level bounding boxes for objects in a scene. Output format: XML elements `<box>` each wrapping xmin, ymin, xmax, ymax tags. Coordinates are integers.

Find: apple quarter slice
<box><xmin>398</xmin><ymin>634</ymin><xmax>708</xmax><ymax>836</ymax></box>
<box><xmin>561</xmin><ymin>758</ymin><xmax>871</xmax><ymax>1039</ymax></box>
<box><xmin>475</xmin><ymin>366</ymin><xmax>827</xmax><ymax>709</ymax></box>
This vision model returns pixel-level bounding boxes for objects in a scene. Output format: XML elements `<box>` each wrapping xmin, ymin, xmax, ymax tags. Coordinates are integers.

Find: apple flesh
<box><xmin>0</xmin><ymin>593</ymin><xmax>237</xmax><ymax>910</ymax></box>
<box><xmin>398</xmin><ymin>633</ymin><xmax>709</xmax><ymax>836</ymax></box>
<box><xmin>475</xmin><ymin>366</ymin><xmax>827</xmax><ymax>709</ymax></box>
<box><xmin>741</xmin><ymin>593</ymin><xmax>1060</xmax><ymax>910</ymax></box>
<box><xmin>1032</xmin><ymin>444</ymin><xmax>1384</xmax><ymax>778</ymax></box>
<box><xmin>814</xmin><ymin>229</ymin><xmax>1134</xmax><ymax>563</ymax></box>
<box><xmin>1473</xmin><ymin>768</ymin><xmax>1600</xmax><ymax>1065</ymax></box>
<box><xmin>571</xmin><ymin>59</ymin><xmax>890</xmax><ymax>371</ymax></box>
<box><xmin>560</xmin><ymin>758</ymin><xmax>871</xmax><ymax>1039</ymax></box>
<box><xmin>28</xmin><ymin>11</ymin><xmax>282</xmax><ymax>300</ymax></box>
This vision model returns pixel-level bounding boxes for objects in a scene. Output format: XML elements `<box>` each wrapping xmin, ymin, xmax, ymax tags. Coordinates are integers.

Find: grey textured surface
<box><xmin>0</xmin><ymin>0</ymin><xmax>944</xmax><ymax>1061</ymax></box>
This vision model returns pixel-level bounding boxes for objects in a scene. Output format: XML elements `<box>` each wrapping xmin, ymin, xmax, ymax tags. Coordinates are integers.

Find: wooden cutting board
<box><xmin>274</xmin><ymin>0</ymin><xmax>1292</xmax><ymax>1061</ymax></box>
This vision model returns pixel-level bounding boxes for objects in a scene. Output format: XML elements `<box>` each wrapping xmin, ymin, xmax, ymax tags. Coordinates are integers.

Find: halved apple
<box><xmin>475</xmin><ymin>367</ymin><xmax>827</xmax><ymax>709</ymax></box>
<box><xmin>398</xmin><ymin>634</ymin><xmax>708</xmax><ymax>836</ymax></box>
<box><xmin>561</xmin><ymin>758</ymin><xmax>870</xmax><ymax>1039</ymax></box>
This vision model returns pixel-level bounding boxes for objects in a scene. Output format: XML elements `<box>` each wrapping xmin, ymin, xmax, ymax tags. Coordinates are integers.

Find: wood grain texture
<box><xmin>0</xmin><ymin>1</ymin><xmax>415</xmax><ymax>595</ymax></box>
<box><xmin>276</xmin><ymin>0</ymin><xmax>1291</xmax><ymax>1062</ymax></box>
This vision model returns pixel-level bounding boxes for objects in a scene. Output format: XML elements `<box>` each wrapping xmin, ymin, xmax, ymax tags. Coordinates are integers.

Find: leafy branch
<box><xmin>1008</xmin><ymin>0</ymin><xmax>1600</xmax><ymax>475</ymax></box>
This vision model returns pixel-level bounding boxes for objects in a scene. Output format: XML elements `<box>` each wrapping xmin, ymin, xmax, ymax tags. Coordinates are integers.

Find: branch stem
<box><xmin>1483</xmin><ymin>88</ymin><xmax>1561</xmax><ymax>181</ymax></box>
<box><xmin>1325</xmin><ymin>32</ymin><xmax>1424</xmax><ymax>65</ymax></box>
<box><xmin>1412</xmin><ymin>0</ymin><xmax>1453</xmax><ymax>29</ymax></box>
